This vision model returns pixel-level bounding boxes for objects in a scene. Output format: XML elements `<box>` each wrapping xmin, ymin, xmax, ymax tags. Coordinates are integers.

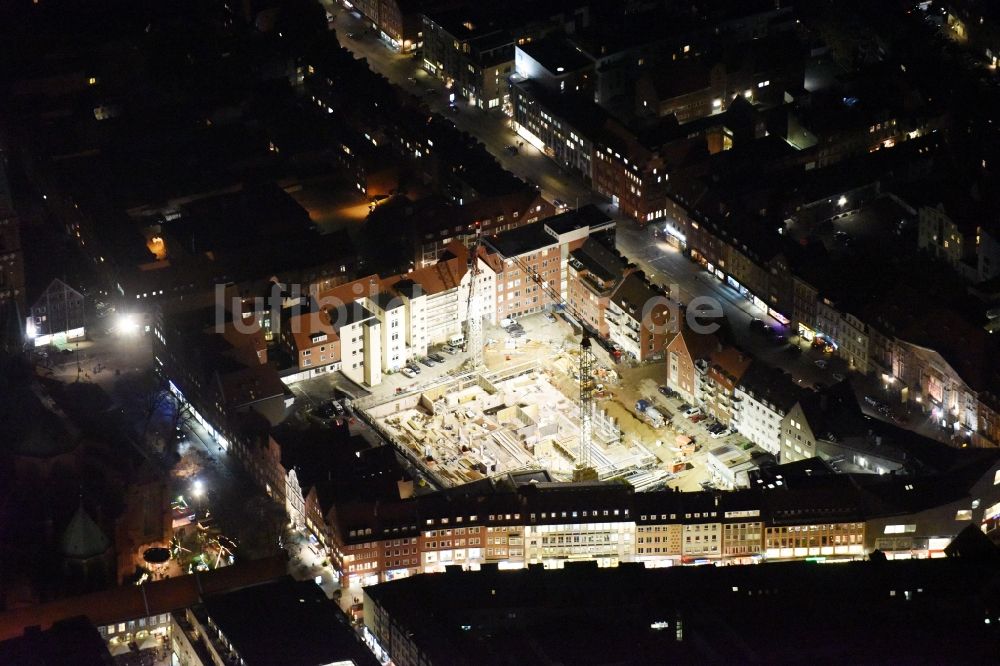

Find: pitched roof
<box><xmin>60</xmin><ymin>504</ymin><xmax>110</xmax><ymax>560</ymax></box>
<box><xmin>669</xmin><ymin>320</ymin><xmax>720</xmax><ymax>361</ymax></box>
<box><xmin>287</xmin><ymin>310</ymin><xmax>341</xmax><ymax>355</ymax></box>
<box><xmin>707</xmin><ymin>347</ymin><xmax>752</xmax><ymax>385</ymax></box>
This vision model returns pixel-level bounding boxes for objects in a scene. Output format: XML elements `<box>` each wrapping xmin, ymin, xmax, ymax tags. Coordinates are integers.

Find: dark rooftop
<box><xmin>364</xmin><ymin>556</ymin><xmax>1000</xmax><ymax>664</ymax></box>
<box><xmin>202</xmin><ymin>577</ymin><xmax>379</xmax><ymax>666</ymax></box>
<box><xmin>518</xmin><ymin>36</ymin><xmax>592</xmax><ymax>75</ymax></box>
<box><xmin>484</xmin><ymin>221</ymin><xmax>558</xmax><ymax>259</ymax></box>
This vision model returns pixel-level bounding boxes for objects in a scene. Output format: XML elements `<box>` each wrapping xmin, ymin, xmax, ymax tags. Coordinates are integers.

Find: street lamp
<box><xmin>191</xmin><ymin>479</ymin><xmax>205</xmax><ymax>515</ymax></box>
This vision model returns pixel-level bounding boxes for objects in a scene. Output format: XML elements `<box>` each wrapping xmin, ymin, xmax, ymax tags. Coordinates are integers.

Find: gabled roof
<box><xmin>668</xmin><ymin>320</ymin><xmax>720</xmax><ymax>361</ymax></box>
<box><xmin>287</xmin><ymin>310</ymin><xmax>340</xmax><ymax>356</ymax></box>
<box><xmin>60</xmin><ymin>504</ymin><xmax>109</xmax><ymax>560</ymax></box>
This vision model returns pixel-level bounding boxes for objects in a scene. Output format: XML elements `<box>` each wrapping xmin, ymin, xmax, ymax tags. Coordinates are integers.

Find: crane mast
<box><xmin>502</xmin><ymin>253</ymin><xmax>597</xmax><ymax>480</ymax></box>
<box><xmin>466</xmin><ymin>228</ymin><xmax>484</xmax><ymax>371</ymax></box>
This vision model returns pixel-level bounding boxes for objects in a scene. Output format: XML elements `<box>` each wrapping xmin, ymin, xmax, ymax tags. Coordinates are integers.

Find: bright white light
<box><xmin>192</xmin><ymin>479</ymin><xmax>204</xmax><ymax>498</ymax></box>
<box><xmin>25</xmin><ymin>319</ymin><xmax>36</xmax><ymax>339</ymax></box>
<box><xmin>116</xmin><ymin>313</ymin><xmax>140</xmax><ymax>336</ymax></box>
<box><xmin>838</xmin><ymin>195</ymin><xmax>847</xmax><ymax>207</ymax></box>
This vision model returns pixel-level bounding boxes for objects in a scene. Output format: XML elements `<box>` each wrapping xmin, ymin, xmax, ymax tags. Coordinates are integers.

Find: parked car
<box><xmin>500</xmin><ymin>317</ymin><xmax>518</xmax><ymax>328</ymax></box>
<box><xmin>315</xmin><ymin>402</ymin><xmax>336</xmax><ymax>419</ymax></box>
<box><xmin>832</xmin><ymin>372</ymin><xmax>846</xmax><ymax>382</ymax></box>
<box><xmin>749</xmin><ymin>318</ymin><xmax>764</xmax><ymax>330</ymax></box>
<box><xmin>428</xmin><ymin>352</ymin><xmax>446</xmax><ymax>363</ymax></box>
<box><xmin>710</xmin><ymin>429</ymin><xmax>727</xmax><ymax>439</ymax></box>
<box><xmin>544</xmin><ymin>312</ymin><xmax>557</xmax><ymax>323</ymax></box>
<box><xmin>406</xmin><ymin>362</ymin><xmax>421</xmax><ymax>374</ymax></box>
<box><xmin>636</xmin><ymin>399</ymin><xmax>651</xmax><ymax>413</ymax></box>
<box><xmin>419</xmin><ymin>357</ymin><xmax>435</xmax><ymax>367</ymax></box>
<box><xmin>510</xmin><ymin>328</ymin><xmax>526</xmax><ymax>338</ymax></box>
<box><xmin>814</xmin><ymin>359</ymin><xmax>828</xmax><ymax>369</ymax></box>
<box><xmin>684</xmin><ymin>406</ymin><xmax>701</xmax><ymax>416</ymax></box>
<box><xmin>657</xmin><ymin>385</ymin><xmax>673</xmax><ymax>397</ymax></box>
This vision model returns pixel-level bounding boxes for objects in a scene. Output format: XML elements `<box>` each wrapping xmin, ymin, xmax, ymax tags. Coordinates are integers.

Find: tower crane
<box><xmin>465</xmin><ymin>226</ymin><xmax>485</xmax><ymax>371</ymax></box>
<box><xmin>468</xmin><ymin>240</ymin><xmax>598</xmax><ymax>481</ymax></box>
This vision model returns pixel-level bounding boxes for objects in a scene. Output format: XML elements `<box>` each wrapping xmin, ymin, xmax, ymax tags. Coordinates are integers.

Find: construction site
<box><xmin>361</xmin><ymin>351</ymin><xmax>674</xmax><ymax>491</ymax></box>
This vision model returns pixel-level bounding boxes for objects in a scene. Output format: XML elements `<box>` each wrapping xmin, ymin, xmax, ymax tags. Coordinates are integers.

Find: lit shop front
<box><xmin>690</xmin><ymin>254</ymin><xmax>790</xmax><ymax>325</ymax></box>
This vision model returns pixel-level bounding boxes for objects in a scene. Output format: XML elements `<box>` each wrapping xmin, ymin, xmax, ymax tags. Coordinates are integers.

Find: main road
<box><xmin>326</xmin><ymin>6</ymin><xmax>835</xmax><ymax>389</ymax></box>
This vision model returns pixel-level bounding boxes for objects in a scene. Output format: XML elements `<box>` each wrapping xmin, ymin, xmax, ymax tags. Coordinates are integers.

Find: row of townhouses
<box><xmin>324</xmin><ymin>456</ymin><xmax>1000</xmax><ymax>588</ymax></box>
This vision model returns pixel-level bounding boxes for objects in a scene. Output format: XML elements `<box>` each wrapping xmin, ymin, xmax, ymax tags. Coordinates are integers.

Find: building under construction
<box><xmin>363</xmin><ymin>358</ymin><xmax>665</xmax><ymax>489</ymax></box>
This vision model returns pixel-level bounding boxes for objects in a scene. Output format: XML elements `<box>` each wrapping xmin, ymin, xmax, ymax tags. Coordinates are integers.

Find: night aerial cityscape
<box><xmin>3</xmin><ymin>0</ymin><xmax>1000</xmax><ymax>664</ymax></box>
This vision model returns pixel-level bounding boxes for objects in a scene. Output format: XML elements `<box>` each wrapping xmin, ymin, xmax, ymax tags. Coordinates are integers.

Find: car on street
<box><xmin>832</xmin><ymin>372</ymin><xmax>846</xmax><ymax>382</ymax></box>
<box><xmin>419</xmin><ymin>357</ymin><xmax>435</xmax><ymax>367</ymax></box>
<box><xmin>401</xmin><ymin>367</ymin><xmax>417</xmax><ymax>379</ymax></box>
<box><xmin>406</xmin><ymin>362</ymin><xmax>421</xmax><ymax>374</ymax></box>
<box><xmin>553</xmin><ymin>199</ymin><xmax>568</xmax><ymax>210</ymax></box>
<box><xmin>710</xmin><ymin>429</ymin><xmax>727</xmax><ymax>439</ymax></box>
<box><xmin>814</xmin><ymin>359</ymin><xmax>828</xmax><ymax>369</ymax></box>
<box><xmin>443</xmin><ymin>345</ymin><xmax>458</xmax><ymax>355</ymax></box>
<box><xmin>407</xmin><ymin>76</ymin><xmax>418</xmax><ymax>84</ymax></box>
<box><xmin>749</xmin><ymin>318</ymin><xmax>764</xmax><ymax>330</ymax></box>
<box><xmin>504</xmin><ymin>144</ymin><xmax>518</xmax><ymax>155</ymax></box>
<box><xmin>501</xmin><ymin>317</ymin><xmax>518</xmax><ymax>328</ymax></box>
<box><xmin>510</xmin><ymin>328</ymin><xmax>526</xmax><ymax>338</ymax></box>
<box><xmin>683</xmin><ymin>406</ymin><xmax>700</xmax><ymax>416</ymax></box>
<box><xmin>448</xmin><ymin>104</ymin><xmax>459</xmax><ymax>114</ymax></box>
<box><xmin>428</xmin><ymin>352</ymin><xmax>445</xmax><ymax>363</ymax></box>
<box><xmin>657</xmin><ymin>385</ymin><xmax>673</xmax><ymax>397</ymax></box>
<box><xmin>635</xmin><ymin>399</ymin><xmax>651</xmax><ymax>413</ymax></box>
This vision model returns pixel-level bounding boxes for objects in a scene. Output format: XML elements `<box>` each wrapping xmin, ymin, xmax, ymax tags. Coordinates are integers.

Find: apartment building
<box><xmin>284</xmin><ymin>243</ymin><xmax>496</xmax><ymax>385</ymax></box>
<box><xmin>421</xmin><ymin>9</ymin><xmax>515</xmax><ymax>111</ymax></box>
<box><xmin>484</xmin><ymin>205</ymin><xmax>614</xmax><ymax>320</ymax></box>
<box><xmin>701</xmin><ymin>347</ymin><xmax>752</xmax><ymax>426</ymax></box>
<box><xmin>605</xmin><ymin>271</ymin><xmax>675</xmax><ymax>362</ymax></box>
<box><xmin>282</xmin><ymin>310</ymin><xmax>343</xmax><ymax>379</ymax></box>
<box><xmin>566</xmin><ymin>237</ymin><xmax>628</xmax><ymax>338</ymax></box>
<box><xmin>665</xmin><ymin>322</ymin><xmax>720</xmax><ymax>404</ymax></box>
<box><xmin>153</xmin><ymin>305</ymin><xmax>290</xmax><ymax>452</ymax></box>
<box><xmin>317</xmin><ymin>459</ymin><xmax>1000</xmax><ymax>588</ymax></box>
<box><xmin>732</xmin><ymin>361</ymin><xmax>803</xmax><ymax>455</ymax></box>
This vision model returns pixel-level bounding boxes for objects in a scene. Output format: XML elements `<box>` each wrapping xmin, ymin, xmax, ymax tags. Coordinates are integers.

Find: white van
<box><xmin>646</xmin><ymin>407</ymin><xmax>666</xmax><ymax>428</ymax></box>
<box><xmin>448</xmin><ymin>333</ymin><xmax>465</xmax><ymax>348</ymax></box>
